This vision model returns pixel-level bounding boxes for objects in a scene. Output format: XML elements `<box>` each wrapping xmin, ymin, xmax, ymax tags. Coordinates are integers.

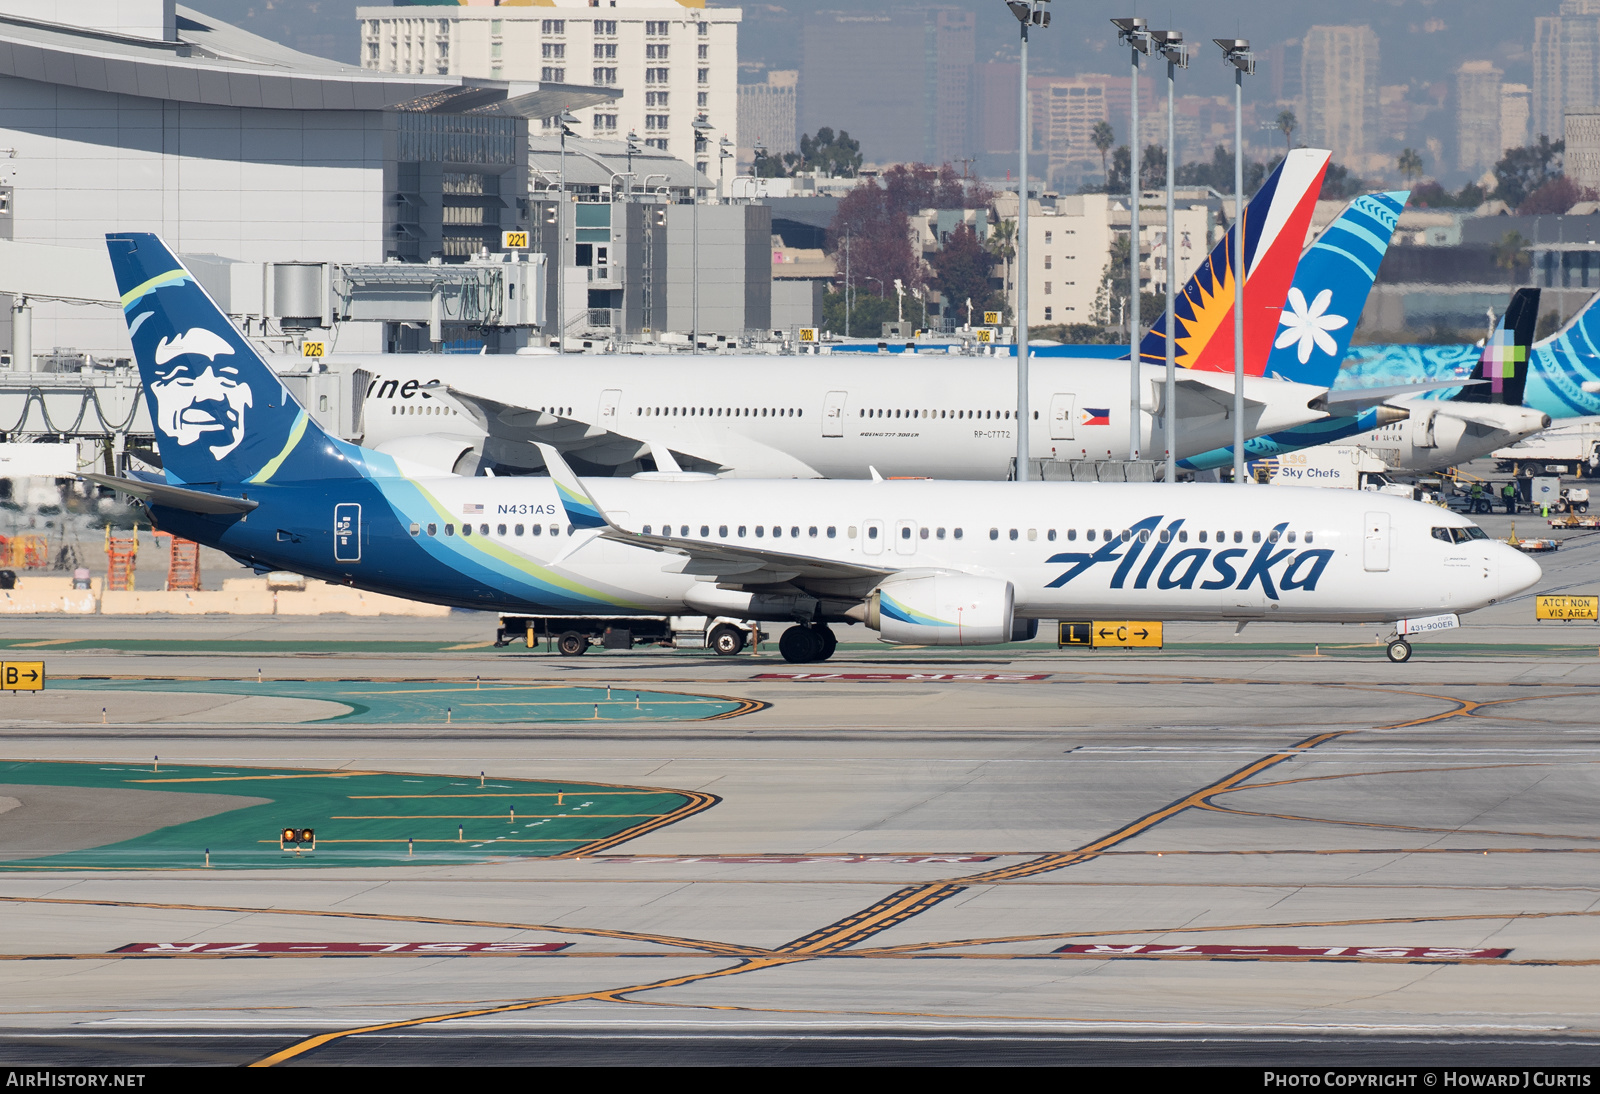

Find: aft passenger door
<box><xmin>598</xmin><ymin>388</ymin><xmax>622</xmax><ymax>430</ymax></box>
<box><xmin>1363</xmin><ymin>512</ymin><xmax>1390</xmax><ymax>572</ymax></box>
<box><xmin>822</xmin><ymin>391</ymin><xmax>847</xmax><ymax>437</ymax></box>
<box><xmin>1049</xmin><ymin>393</ymin><xmax>1076</xmax><ymax>440</ymax></box>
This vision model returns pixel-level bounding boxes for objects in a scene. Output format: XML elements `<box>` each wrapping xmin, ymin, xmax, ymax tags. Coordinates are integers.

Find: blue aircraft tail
<box><xmin>1257</xmin><ymin>191</ymin><xmax>1407</xmax><ymax>389</ymax></box>
<box><xmin>106</xmin><ymin>233</ymin><xmax>358</xmax><ymax>487</ymax></box>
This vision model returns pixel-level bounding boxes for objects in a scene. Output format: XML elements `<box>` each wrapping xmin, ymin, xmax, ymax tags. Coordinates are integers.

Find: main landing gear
<box><xmin>778</xmin><ymin>623</ymin><xmax>838</xmax><ymax>664</ymax></box>
<box><xmin>1385</xmin><ymin>638</ymin><xmax>1412</xmax><ymax>663</ymax></box>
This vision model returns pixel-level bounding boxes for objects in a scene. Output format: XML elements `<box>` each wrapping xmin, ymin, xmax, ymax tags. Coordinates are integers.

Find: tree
<box><xmin>1493</xmin><ymin>137</ymin><xmax>1564</xmax><ymax>210</ymax></box>
<box><xmin>782</xmin><ymin>127</ymin><xmax>862</xmax><ymax>178</ymax></box>
<box><xmin>927</xmin><ymin>223</ymin><xmax>1002</xmax><ymax>327</ymax></box>
<box><xmin>1520</xmin><ymin>174</ymin><xmax>1597</xmax><ymax>215</ymax></box>
<box><xmin>985</xmin><ymin>217</ymin><xmax>1017</xmax><ymax>322</ymax></box>
<box><xmin>1091</xmin><ymin>120</ymin><xmax>1115</xmax><ymax>179</ymax></box>
<box><xmin>1397</xmin><ymin>147</ymin><xmax>1424</xmax><ymax>186</ymax></box>
<box><xmin>1103</xmin><ymin>144</ymin><xmax>1166</xmax><ymax>194</ymax></box>
<box><xmin>1320</xmin><ymin>161</ymin><xmax>1365</xmax><ymax>200</ymax></box>
<box><xmin>1276</xmin><ymin>109</ymin><xmax>1297</xmax><ymax>153</ymax></box>
<box><xmin>1491</xmin><ymin>230</ymin><xmax>1532</xmax><ymax>274</ymax></box>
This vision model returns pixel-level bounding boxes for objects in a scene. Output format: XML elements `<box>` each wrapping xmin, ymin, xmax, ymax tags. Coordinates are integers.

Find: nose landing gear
<box><xmin>1385</xmin><ymin>638</ymin><xmax>1412</xmax><ymax>663</ymax></box>
<box><xmin>778</xmin><ymin>623</ymin><xmax>838</xmax><ymax>664</ymax></box>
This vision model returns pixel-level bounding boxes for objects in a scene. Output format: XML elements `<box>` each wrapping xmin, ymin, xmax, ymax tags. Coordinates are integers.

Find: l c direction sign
<box><xmin>1058</xmin><ymin>622</ymin><xmax>1163</xmax><ymax>649</ymax></box>
<box><xmin>1</xmin><ymin>661</ymin><xmax>44</xmax><ymax>690</ymax></box>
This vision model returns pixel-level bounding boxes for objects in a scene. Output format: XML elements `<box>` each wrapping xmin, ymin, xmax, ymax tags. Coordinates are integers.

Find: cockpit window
<box><xmin>1464</xmin><ymin>526</ymin><xmax>1489</xmax><ymax>540</ymax></box>
<box><xmin>1432</xmin><ymin>527</ymin><xmax>1452</xmax><ymax>542</ymax></box>
<box><xmin>1436</xmin><ymin>526</ymin><xmax>1489</xmax><ymax>543</ymax></box>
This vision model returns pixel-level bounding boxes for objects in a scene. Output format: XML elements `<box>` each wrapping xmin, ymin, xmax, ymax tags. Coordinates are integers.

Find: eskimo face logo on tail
<box><xmin>1044</xmin><ymin>515</ymin><xmax>1334</xmax><ymax>600</ymax></box>
<box><xmin>147</xmin><ymin>327</ymin><xmax>252</xmax><ymax>460</ymax></box>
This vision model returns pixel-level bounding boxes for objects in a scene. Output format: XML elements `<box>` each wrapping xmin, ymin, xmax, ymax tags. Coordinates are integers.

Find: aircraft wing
<box><xmin>535</xmin><ymin>443</ymin><xmax>888</xmax><ymax>586</ymax></box>
<box><xmin>443</xmin><ymin>383</ymin><xmax>823</xmax><ymax>477</ymax></box>
<box><xmin>1315</xmin><ymin>379</ymin><xmax>1486</xmax><ymax>411</ymax></box>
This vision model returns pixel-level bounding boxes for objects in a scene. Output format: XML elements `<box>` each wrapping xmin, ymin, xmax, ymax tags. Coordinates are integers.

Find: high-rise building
<box><xmin>738</xmin><ymin>69</ymin><xmax>797</xmax><ymax>165</ymax></box>
<box><xmin>1301</xmin><ymin>25</ymin><xmax>1379</xmax><ymax>166</ymax></box>
<box><xmin>799</xmin><ymin>8</ymin><xmax>975</xmax><ymax>168</ymax></box>
<box><xmin>1502</xmin><ymin>83</ymin><xmax>1532</xmax><ymax>156</ymax></box>
<box><xmin>977</xmin><ymin>60</ymin><xmax>1020</xmax><ymax>168</ymax></box>
<box><xmin>1565</xmin><ymin>109</ymin><xmax>1600</xmax><ymax>192</ymax></box>
<box><xmin>1457</xmin><ymin>61</ymin><xmax>1504</xmax><ymax>174</ymax></box>
<box><xmin>1027</xmin><ymin>75</ymin><xmax>1111</xmax><ymax>191</ymax></box>
<box><xmin>359</xmin><ymin>1</ymin><xmax>740</xmax><ymax>176</ymax></box>
<box><xmin>1534</xmin><ymin>0</ymin><xmax>1600</xmax><ymax>141</ymax></box>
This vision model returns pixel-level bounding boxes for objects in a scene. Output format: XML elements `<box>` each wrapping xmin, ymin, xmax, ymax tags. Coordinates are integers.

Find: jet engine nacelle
<box><xmin>862</xmin><ymin>572</ymin><xmax>1018</xmax><ymax>645</ymax></box>
<box><xmin>371</xmin><ymin>433</ymin><xmax>481</xmax><ymax>476</ymax></box>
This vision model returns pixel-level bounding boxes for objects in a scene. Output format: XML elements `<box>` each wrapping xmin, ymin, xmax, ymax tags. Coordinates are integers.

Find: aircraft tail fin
<box><xmin>105</xmin><ymin>232</ymin><xmax>355</xmax><ymax>487</ymax></box>
<box><xmin>535</xmin><ymin>443</ymin><xmax>610</xmax><ymax>531</ymax></box>
<box><xmin>1257</xmin><ymin>191</ymin><xmax>1409</xmax><ymax>389</ymax></box>
<box><xmin>1455</xmin><ymin>287</ymin><xmax>1538</xmax><ymax>405</ymax></box>
<box><xmin>1140</xmin><ymin>147</ymin><xmax>1331</xmax><ymax>374</ymax></box>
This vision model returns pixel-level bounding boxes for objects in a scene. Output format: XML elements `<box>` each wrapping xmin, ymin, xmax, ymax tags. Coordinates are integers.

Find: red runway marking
<box><xmin>1054</xmin><ymin>943</ymin><xmax>1511</xmax><ymax>959</ymax></box>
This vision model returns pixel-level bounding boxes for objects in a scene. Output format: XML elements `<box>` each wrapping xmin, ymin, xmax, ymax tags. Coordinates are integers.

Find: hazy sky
<box><xmin>201</xmin><ymin>0</ymin><xmax>1545</xmax><ymax>97</ymax></box>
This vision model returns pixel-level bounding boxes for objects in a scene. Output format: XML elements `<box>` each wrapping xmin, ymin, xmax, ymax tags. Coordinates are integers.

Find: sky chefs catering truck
<box><xmin>1261</xmin><ymin>447</ymin><xmax>1414</xmax><ymax>497</ymax></box>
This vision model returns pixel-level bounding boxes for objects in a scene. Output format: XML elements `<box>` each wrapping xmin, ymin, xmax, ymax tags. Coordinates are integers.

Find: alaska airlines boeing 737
<box><xmin>94</xmin><ymin>234</ymin><xmax>1540</xmax><ymax>663</ymax></box>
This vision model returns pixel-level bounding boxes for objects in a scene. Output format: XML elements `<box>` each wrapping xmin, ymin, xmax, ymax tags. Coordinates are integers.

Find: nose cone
<box><xmin>1491</xmin><ymin>542</ymin><xmax>1543</xmax><ymax>603</ymax></box>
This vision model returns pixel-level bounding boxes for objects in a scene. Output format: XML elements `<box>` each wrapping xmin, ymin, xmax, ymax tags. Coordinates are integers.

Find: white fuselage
<box><xmin>340</xmin><ymin>354</ymin><xmax>1331</xmax><ymax>479</ymax></box>
<box><xmin>1355</xmin><ymin>399</ymin><xmax>1551</xmax><ymax>472</ymax></box>
<box><xmin>380</xmin><ymin>475</ymin><xmax>1539</xmax><ymax>624</ymax></box>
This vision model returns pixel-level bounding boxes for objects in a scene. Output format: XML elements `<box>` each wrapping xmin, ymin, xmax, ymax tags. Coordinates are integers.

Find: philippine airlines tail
<box><xmin>1139</xmin><ymin>148</ymin><xmax>1330</xmax><ymax>374</ymax></box>
<box><xmin>106</xmin><ymin>233</ymin><xmax>358</xmax><ymax>487</ymax></box>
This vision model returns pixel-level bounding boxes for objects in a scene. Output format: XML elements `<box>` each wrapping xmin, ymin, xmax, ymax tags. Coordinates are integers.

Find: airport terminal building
<box><xmin>0</xmin><ymin>0</ymin><xmax>609</xmax><ymax>357</ymax></box>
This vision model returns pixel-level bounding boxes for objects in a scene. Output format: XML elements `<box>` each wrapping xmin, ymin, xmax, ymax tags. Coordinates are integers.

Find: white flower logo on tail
<box><xmin>1275</xmin><ymin>287</ymin><xmax>1348</xmax><ymax>364</ymax></box>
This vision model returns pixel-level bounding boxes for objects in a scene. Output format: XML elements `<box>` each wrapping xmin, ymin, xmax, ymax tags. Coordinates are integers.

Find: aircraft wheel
<box><xmin>709</xmin><ymin>624</ymin><xmax>746</xmax><ymax>657</ymax></box>
<box><xmin>556</xmin><ymin>631</ymin><xmax>590</xmax><ymax>656</ymax></box>
<box><xmin>813</xmin><ymin>624</ymin><xmax>838</xmax><ymax>661</ymax></box>
<box><xmin>778</xmin><ymin>625</ymin><xmax>823</xmax><ymax>664</ymax></box>
<box><xmin>1386</xmin><ymin>639</ymin><xmax>1412</xmax><ymax>664</ymax></box>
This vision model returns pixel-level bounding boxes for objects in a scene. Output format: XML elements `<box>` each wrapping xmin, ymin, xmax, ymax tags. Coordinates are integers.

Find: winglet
<box><xmin>535</xmin><ymin>443</ymin><xmax>609</xmax><ymax>530</ymax></box>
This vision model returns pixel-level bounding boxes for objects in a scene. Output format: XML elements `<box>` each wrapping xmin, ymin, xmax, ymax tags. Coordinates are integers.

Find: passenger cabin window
<box><xmin>427</xmin><ymin>523</ymin><xmax>437</xmax><ymax>536</ymax></box>
<box><xmin>867</xmin><ymin>526</ymin><xmax>877</xmax><ymax>539</ymax></box>
<box><xmin>515</xmin><ymin>524</ymin><xmax>524</xmax><ymax>536</ymax></box>
<box><xmin>953</xmin><ymin>528</ymin><xmax>963</xmax><ymax>540</ymax></box>
<box><xmin>409</xmin><ymin>523</ymin><xmax>420</xmax><ymax>536</ymax></box>
<box><xmin>827</xmin><ymin>527</ymin><xmax>837</xmax><ymax>538</ymax></box>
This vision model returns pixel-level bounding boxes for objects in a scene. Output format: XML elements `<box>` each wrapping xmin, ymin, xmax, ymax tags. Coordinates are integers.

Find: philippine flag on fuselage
<box><xmin>1081</xmin><ymin>408</ymin><xmax>1111</xmax><ymax>427</ymax></box>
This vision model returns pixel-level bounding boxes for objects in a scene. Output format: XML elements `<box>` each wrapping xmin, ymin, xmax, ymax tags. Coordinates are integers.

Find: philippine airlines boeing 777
<box><xmin>343</xmin><ymin>150</ymin><xmax>1409</xmax><ymax>478</ymax></box>
<box><xmin>95</xmin><ymin>234</ymin><xmax>1539</xmax><ymax>663</ymax></box>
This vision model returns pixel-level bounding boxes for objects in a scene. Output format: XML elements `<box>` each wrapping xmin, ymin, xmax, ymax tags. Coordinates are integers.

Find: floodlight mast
<box><xmin>1151</xmin><ymin>30</ymin><xmax>1188</xmax><ymax>484</ymax></box>
<box><xmin>1008</xmin><ymin>0</ymin><xmax>1050</xmax><ymax>481</ymax></box>
<box><xmin>1214</xmin><ymin>37</ymin><xmax>1256</xmax><ymax>485</ymax></box>
<box><xmin>1113</xmin><ymin>17</ymin><xmax>1153</xmax><ymax>462</ymax></box>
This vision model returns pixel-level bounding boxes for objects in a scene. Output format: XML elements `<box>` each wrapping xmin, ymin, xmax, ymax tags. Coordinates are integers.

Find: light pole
<box><xmin>1113</xmin><ymin>17</ymin><xmax>1153</xmax><ymax>463</ymax></box>
<box><xmin>1007</xmin><ymin>0</ymin><xmax>1050</xmax><ymax>482</ymax></box>
<box><xmin>1215</xmin><ymin>38</ymin><xmax>1256</xmax><ymax>486</ymax></box>
<box><xmin>625</xmin><ymin>130</ymin><xmax>641</xmax><ymax>198</ymax></box>
<box><xmin>718</xmin><ymin>136</ymin><xmax>733</xmax><ymax>201</ymax></box>
<box><xmin>691</xmin><ymin>113</ymin><xmax>713</xmax><ymax>350</ymax></box>
<box><xmin>555</xmin><ymin>108</ymin><xmax>579</xmax><ymax>351</ymax></box>
<box><xmin>1151</xmin><ymin>29</ymin><xmax>1187</xmax><ymax>483</ymax></box>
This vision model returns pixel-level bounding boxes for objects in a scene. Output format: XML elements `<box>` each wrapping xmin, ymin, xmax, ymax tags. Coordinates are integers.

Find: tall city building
<box><xmin>738</xmin><ymin>69</ymin><xmax>797</xmax><ymax>164</ymax></box>
<box><xmin>359</xmin><ymin>0</ymin><xmax>740</xmax><ymax>176</ymax></box>
<box><xmin>1502</xmin><ymin>83</ymin><xmax>1532</xmax><ymax>156</ymax></box>
<box><xmin>977</xmin><ymin>60</ymin><xmax>1020</xmax><ymax>168</ymax></box>
<box><xmin>1027</xmin><ymin>75</ymin><xmax>1111</xmax><ymax>191</ymax></box>
<box><xmin>799</xmin><ymin>8</ymin><xmax>975</xmax><ymax>169</ymax></box>
<box><xmin>1534</xmin><ymin>0</ymin><xmax>1600</xmax><ymax>142</ymax></box>
<box><xmin>1457</xmin><ymin>60</ymin><xmax>1505</xmax><ymax>174</ymax></box>
<box><xmin>1301</xmin><ymin>25</ymin><xmax>1379</xmax><ymax>167</ymax></box>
